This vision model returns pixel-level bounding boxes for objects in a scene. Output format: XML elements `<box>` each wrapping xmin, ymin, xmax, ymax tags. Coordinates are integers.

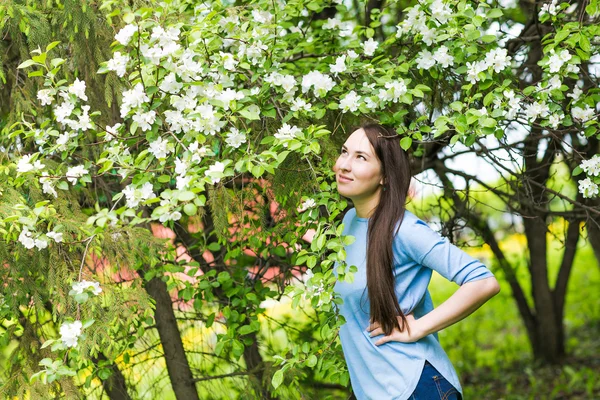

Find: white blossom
<box><xmin>572</xmin><ymin>105</ymin><xmax>595</xmax><ymax>122</ymax></box>
<box><xmin>220</xmin><ymin>52</ymin><xmax>238</xmax><ymax>71</ymax></box>
<box><xmin>433</xmin><ymin>46</ymin><xmax>454</xmax><ymax>67</ymax></box>
<box><xmin>330</xmin><ymin>55</ymin><xmax>347</xmax><ymax>75</ymax></box>
<box><xmin>159</xmin><ymin>211</ymin><xmax>182</xmax><ymax>223</ymax></box>
<box><xmin>205</xmin><ymin>161</ymin><xmax>226</xmax><ymax>184</ymax></box>
<box><xmin>216</xmin><ymin>88</ymin><xmax>244</xmax><ymax>110</ymax></box>
<box><xmin>340</xmin><ymin>90</ymin><xmax>361</xmax><ymax>113</ymax></box>
<box><xmin>159</xmin><ymin>73</ymin><xmax>183</xmax><ymax>93</ymax></box>
<box><xmin>524</xmin><ymin>101</ymin><xmax>550</xmax><ymax>121</ymax></box>
<box><xmin>540</xmin><ymin>0</ymin><xmax>559</xmax><ymax>18</ymax></box>
<box><xmin>71</xmin><ymin>280</ymin><xmax>102</xmax><ymax>295</ymax></box>
<box><xmin>421</xmin><ymin>26</ymin><xmax>437</xmax><ymax>46</ymax></box>
<box><xmin>323</xmin><ymin>18</ymin><xmax>342</xmax><ymax>30</ymax></box>
<box><xmin>106</xmin><ymin>123</ymin><xmax>122</xmax><ymax>139</ymax></box>
<box><xmin>132</xmin><ymin>110</ymin><xmax>157</xmax><ymax>132</ymax></box>
<box><xmin>485</xmin><ymin>48</ymin><xmax>512</xmax><ymax>73</ymax></box>
<box><xmin>290</xmin><ymin>97</ymin><xmax>312</xmax><ymax>112</ymax></box>
<box><xmin>362</xmin><ymin>38</ymin><xmax>378</xmax><ymax>57</ymax></box>
<box><xmin>175</xmin><ymin>158</ymin><xmax>189</xmax><ymax>176</ymax></box>
<box><xmin>252</xmin><ymin>10</ymin><xmax>272</xmax><ymax>24</ymax></box>
<box><xmin>581</xmin><ymin>156</ymin><xmax>600</xmax><ymax>177</ymax></box>
<box><xmin>34</xmin><ymin>238</ymin><xmax>48</xmax><ymax>250</ymax></box>
<box><xmin>384</xmin><ymin>80</ymin><xmax>408</xmax><ymax>102</ymax></box>
<box><xmin>148</xmin><ymin>137</ymin><xmax>173</xmax><ymax>159</ymax></box>
<box><xmin>176</xmin><ymin>175</ymin><xmax>192</xmax><ymax>190</ymax></box>
<box><xmin>298</xmin><ymin>198</ymin><xmax>317</xmax><ymax>212</ymax></box>
<box><xmin>301</xmin><ymin>71</ymin><xmax>336</xmax><ymax>96</ymax></box>
<box><xmin>66</xmin><ymin>165</ymin><xmax>89</xmax><ymax>185</ymax></box>
<box><xmin>430</xmin><ymin>0</ymin><xmax>452</xmax><ymax>24</ymax></box>
<box><xmin>225</xmin><ymin>128</ymin><xmax>247</xmax><ymax>149</ymax></box>
<box><xmin>60</xmin><ymin>320</ymin><xmax>83</xmax><ymax>348</ymax></box>
<box><xmin>274</xmin><ymin>123</ymin><xmax>302</xmax><ymax>146</ymax></box>
<box><xmin>40</xmin><ymin>172</ymin><xmax>57</xmax><ymax>198</ymax></box>
<box><xmin>547</xmin><ymin>49</ymin><xmax>571</xmax><ymax>73</ymax></box>
<box><xmin>37</xmin><ymin>89</ymin><xmax>54</xmax><ymax>106</ymax></box>
<box><xmin>121</xmin><ymin>83</ymin><xmax>149</xmax><ymax>117</ymax></box>
<box><xmin>122</xmin><ymin>182</ymin><xmax>156</xmax><ymax>208</ymax></box>
<box><xmin>106</xmin><ymin>52</ymin><xmax>130</xmax><ymax>77</ymax></box>
<box><xmin>567</xmin><ymin>86</ymin><xmax>583</xmax><ymax>101</ymax></box>
<box><xmin>47</xmin><ymin>231</ymin><xmax>63</xmax><ymax>243</ymax></box>
<box><xmin>54</xmin><ymin>101</ymin><xmax>75</xmax><ymax>124</ymax></box>
<box><xmin>69</xmin><ymin>78</ymin><xmax>88</xmax><ymax>101</ymax></box>
<box><xmin>115</xmin><ymin>24</ymin><xmax>137</xmax><ymax>45</ymax></box>
<box><xmin>347</xmin><ymin>50</ymin><xmax>359</xmax><ymax>59</ymax></box>
<box><xmin>579</xmin><ymin>177</ymin><xmax>599</xmax><ymax>198</ymax></box>
<box><xmin>548</xmin><ymin>113</ymin><xmax>562</xmax><ymax>129</ymax></box>
<box><xmin>16</xmin><ymin>154</ymin><xmax>43</xmax><ymax>173</ymax></box>
<box><xmin>416</xmin><ymin>50</ymin><xmax>436</xmax><ymax>70</ymax></box>
<box><xmin>18</xmin><ymin>227</ymin><xmax>36</xmax><ymax>249</ymax></box>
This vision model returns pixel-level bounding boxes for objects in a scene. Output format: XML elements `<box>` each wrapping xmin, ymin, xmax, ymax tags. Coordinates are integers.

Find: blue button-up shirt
<box><xmin>333</xmin><ymin>208</ymin><xmax>494</xmax><ymax>399</ymax></box>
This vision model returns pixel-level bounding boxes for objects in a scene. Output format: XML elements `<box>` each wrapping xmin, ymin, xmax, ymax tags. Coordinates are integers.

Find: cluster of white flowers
<box><xmin>290</xmin><ymin>97</ymin><xmax>312</xmax><ymax>112</ymax></box>
<box><xmin>380</xmin><ymin>80</ymin><xmax>408</xmax><ymax>103</ymax></box>
<box><xmin>329</xmin><ymin>55</ymin><xmax>347</xmax><ymax>75</ymax></box>
<box><xmin>297</xmin><ymin>198</ymin><xmax>317</xmax><ymax>212</ymax></box>
<box><xmin>120</xmin><ymin>83</ymin><xmax>150</xmax><ymax>117</ymax></box>
<box><xmin>301</xmin><ymin>71</ymin><xmax>336</xmax><ymax>97</ymax></box>
<box><xmin>579</xmin><ymin>178</ymin><xmax>599</xmax><ymax>198</ymax></box>
<box><xmin>66</xmin><ymin>165</ymin><xmax>89</xmax><ymax>185</ymax></box>
<box><xmin>302</xmin><ymin>270</ymin><xmax>333</xmax><ymax>308</ymax></box>
<box><xmin>16</xmin><ymin>154</ymin><xmax>43</xmax><ymax>173</ymax></box>
<box><xmin>216</xmin><ymin>88</ymin><xmax>245</xmax><ymax>110</ymax></box>
<box><xmin>60</xmin><ymin>320</ymin><xmax>82</xmax><ymax>348</ymax></box>
<box><xmin>71</xmin><ymin>280</ymin><xmax>102</xmax><ymax>296</ymax></box>
<box><xmin>539</xmin><ymin>0</ymin><xmax>559</xmax><ymax>18</ymax></box>
<box><xmin>68</xmin><ymin>78</ymin><xmax>88</xmax><ymax>102</ymax></box>
<box><xmin>148</xmin><ymin>137</ymin><xmax>174</xmax><ymax>160</ymax></box>
<box><xmin>18</xmin><ymin>227</ymin><xmax>47</xmax><ymax>250</ymax></box>
<box><xmin>524</xmin><ymin>101</ymin><xmax>550</xmax><ymax>122</ymax></box>
<box><xmin>340</xmin><ymin>91</ymin><xmax>361</xmax><ymax>113</ymax></box>
<box><xmin>362</xmin><ymin>38</ymin><xmax>379</xmax><ymax>57</ymax></box>
<box><xmin>466</xmin><ymin>48</ymin><xmax>512</xmax><ymax>83</ymax></box>
<box><xmin>123</xmin><ymin>182</ymin><xmax>156</xmax><ymax>208</ymax></box>
<box><xmin>581</xmin><ymin>156</ymin><xmax>600</xmax><ymax>177</ymax></box>
<box><xmin>274</xmin><ymin>123</ymin><xmax>302</xmax><ymax>146</ymax></box>
<box><xmin>205</xmin><ymin>161</ymin><xmax>226</xmax><ymax>184</ymax></box>
<box><xmin>140</xmin><ymin>26</ymin><xmax>181</xmax><ymax>65</ymax></box>
<box><xmin>115</xmin><ymin>24</ymin><xmax>137</xmax><ymax>45</ymax></box>
<box><xmin>547</xmin><ymin>49</ymin><xmax>572</xmax><ymax>73</ymax></box>
<box><xmin>225</xmin><ymin>127</ymin><xmax>247</xmax><ymax>149</ymax></box>
<box><xmin>571</xmin><ymin>105</ymin><xmax>595</xmax><ymax>122</ymax></box>
<box><xmin>106</xmin><ymin>52</ymin><xmax>130</xmax><ymax>77</ymax></box>
<box><xmin>37</xmin><ymin>89</ymin><xmax>54</xmax><ymax>106</ymax></box>
<box><xmin>416</xmin><ymin>46</ymin><xmax>454</xmax><ymax>70</ymax></box>
<box><xmin>40</xmin><ymin>172</ymin><xmax>57</xmax><ymax>198</ymax></box>
<box><xmin>264</xmin><ymin>72</ymin><xmax>296</xmax><ymax>92</ymax></box>
<box><xmin>501</xmin><ymin>90</ymin><xmax>522</xmax><ymax>120</ymax></box>
<box><xmin>132</xmin><ymin>110</ymin><xmax>157</xmax><ymax>131</ymax></box>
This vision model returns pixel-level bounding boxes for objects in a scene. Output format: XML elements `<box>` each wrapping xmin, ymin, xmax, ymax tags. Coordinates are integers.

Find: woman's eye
<box><xmin>358</xmin><ymin>155</ymin><xmax>365</xmax><ymax>160</ymax></box>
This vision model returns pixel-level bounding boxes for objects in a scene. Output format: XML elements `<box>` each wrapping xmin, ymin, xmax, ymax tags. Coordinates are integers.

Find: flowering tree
<box><xmin>1</xmin><ymin>0</ymin><xmax>600</xmax><ymax>398</ymax></box>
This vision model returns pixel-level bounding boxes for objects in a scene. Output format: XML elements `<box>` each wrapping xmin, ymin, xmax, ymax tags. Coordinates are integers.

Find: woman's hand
<box><xmin>366</xmin><ymin>314</ymin><xmax>426</xmax><ymax>346</ymax></box>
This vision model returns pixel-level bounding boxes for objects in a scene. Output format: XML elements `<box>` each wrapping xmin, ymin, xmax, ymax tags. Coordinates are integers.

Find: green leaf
<box><xmin>17</xmin><ymin>59</ymin><xmax>37</xmax><ymax>69</ymax></box>
<box><xmin>272</xmin><ymin>370</ymin><xmax>284</xmax><ymax>389</ymax></box>
<box><xmin>487</xmin><ymin>8</ymin><xmax>503</xmax><ymax>18</ymax></box>
<box><xmin>572</xmin><ymin>166</ymin><xmax>583</xmax><ymax>176</ymax></box>
<box><xmin>400</xmin><ymin>137</ymin><xmax>412</xmax><ymax>150</ymax></box>
<box><xmin>579</xmin><ymin>35</ymin><xmax>591</xmax><ymax>52</ymax></box>
<box><xmin>480</xmin><ymin>35</ymin><xmax>496</xmax><ymax>43</ymax></box>
<box><xmin>306</xmin><ymin>354</ymin><xmax>318</xmax><ymax>368</ymax></box>
<box><xmin>183</xmin><ymin>203</ymin><xmax>197</xmax><ymax>216</ymax></box>
<box><xmin>177</xmin><ymin>191</ymin><xmax>195</xmax><ymax>202</ymax></box>
<box><xmin>46</xmin><ymin>41</ymin><xmax>61</xmax><ymax>52</ymax></box>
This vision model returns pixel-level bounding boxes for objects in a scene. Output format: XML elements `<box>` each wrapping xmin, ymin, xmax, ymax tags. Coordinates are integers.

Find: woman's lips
<box><xmin>338</xmin><ymin>175</ymin><xmax>353</xmax><ymax>183</ymax></box>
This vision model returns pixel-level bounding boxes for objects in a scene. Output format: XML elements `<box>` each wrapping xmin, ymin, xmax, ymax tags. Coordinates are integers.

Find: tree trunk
<box><xmin>144</xmin><ymin>276</ymin><xmax>200</xmax><ymax>400</ymax></box>
<box><xmin>523</xmin><ymin>217</ymin><xmax>564</xmax><ymax>363</ymax></box>
<box><xmin>243</xmin><ymin>332</ymin><xmax>274</xmax><ymax>400</ymax></box>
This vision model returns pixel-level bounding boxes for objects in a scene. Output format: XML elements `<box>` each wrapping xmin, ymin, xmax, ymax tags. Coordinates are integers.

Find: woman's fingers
<box><xmin>368</xmin><ymin>327</ymin><xmax>384</xmax><ymax>337</ymax></box>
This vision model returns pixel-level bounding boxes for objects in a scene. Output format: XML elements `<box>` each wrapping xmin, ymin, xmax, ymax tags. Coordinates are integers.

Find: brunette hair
<box><xmin>356</xmin><ymin>123</ymin><xmax>412</xmax><ymax>336</ymax></box>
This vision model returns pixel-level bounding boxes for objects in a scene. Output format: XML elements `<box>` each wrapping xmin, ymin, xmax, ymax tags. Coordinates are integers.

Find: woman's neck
<box><xmin>352</xmin><ymin>190</ymin><xmax>381</xmax><ymax>219</ymax></box>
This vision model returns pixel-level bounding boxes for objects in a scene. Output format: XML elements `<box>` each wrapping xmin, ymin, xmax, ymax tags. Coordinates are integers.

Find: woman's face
<box><xmin>334</xmin><ymin>128</ymin><xmax>384</xmax><ymax>200</ymax></box>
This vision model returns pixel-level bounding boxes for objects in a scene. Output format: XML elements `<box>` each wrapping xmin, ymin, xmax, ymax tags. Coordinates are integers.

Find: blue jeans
<box><xmin>409</xmin><ymin>361</ymin><xmax>462</xmax><ymax>400</ymax></box>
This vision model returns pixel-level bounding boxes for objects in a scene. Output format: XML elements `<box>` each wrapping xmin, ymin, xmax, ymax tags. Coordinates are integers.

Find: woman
<box><xmin>332</xmin><ymin>123</ymin><xmax>500</xmax><ymax>400</ymax></box>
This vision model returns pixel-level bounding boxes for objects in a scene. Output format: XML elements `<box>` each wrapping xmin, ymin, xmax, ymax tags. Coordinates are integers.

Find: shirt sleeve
<box><xmin>395</xmin><ymin>212</ymin><xmax>494</xmax><ymax>285</ymax></box>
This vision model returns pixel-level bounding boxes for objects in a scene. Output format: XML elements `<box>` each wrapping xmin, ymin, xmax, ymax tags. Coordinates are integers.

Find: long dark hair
<box><xmin>358</xmin><ymin>123</ymin><xmax>412</xmax><ymax>336</ymax></box>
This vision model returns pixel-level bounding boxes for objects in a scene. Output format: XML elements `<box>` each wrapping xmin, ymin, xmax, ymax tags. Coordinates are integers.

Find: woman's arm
<box><xmin>368</xmin><ymin>276</ymin><xmax>500</xmax><ymax>345</ymax></box>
